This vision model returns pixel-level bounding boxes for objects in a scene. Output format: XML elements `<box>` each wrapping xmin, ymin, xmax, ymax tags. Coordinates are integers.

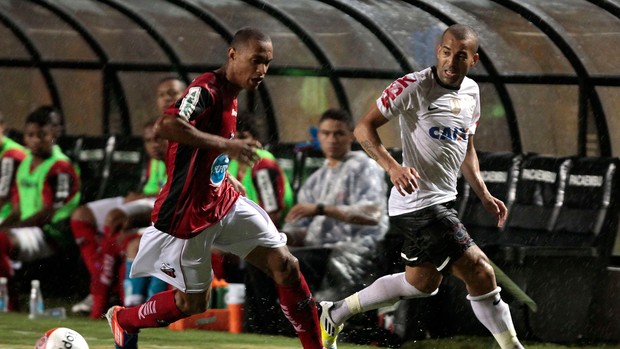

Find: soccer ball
<box><xmin>35</xmin><ymin>327</ymin><xmax>89</xmax><ymax>349</ymax></box>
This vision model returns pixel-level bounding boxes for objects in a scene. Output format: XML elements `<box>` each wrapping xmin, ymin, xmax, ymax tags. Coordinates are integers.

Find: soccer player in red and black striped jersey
<box><xmin>106</xmin><ymin>27</ymin><xmax>322</xmax><ymax>349</ymax></box>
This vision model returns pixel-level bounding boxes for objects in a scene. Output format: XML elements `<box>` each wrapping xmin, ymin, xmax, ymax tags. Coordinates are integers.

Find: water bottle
<box><xmin>0</xmin><ymin>277</ymin><xmax>8</xmax><ymax>312</ymax></box>
<box><xmin>28</xmin><ymin>279</ymin><xmax>44</xmax><ymax>319</ymax></box>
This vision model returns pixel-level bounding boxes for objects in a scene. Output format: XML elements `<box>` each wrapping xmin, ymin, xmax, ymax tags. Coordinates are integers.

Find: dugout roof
<box><xmin>1</xmin><ymin>0</ymin><xmax>619</xmax><ymax>156</ymax></box>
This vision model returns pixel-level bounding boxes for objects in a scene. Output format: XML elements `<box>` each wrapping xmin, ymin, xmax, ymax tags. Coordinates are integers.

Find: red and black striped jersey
<box><xmin>151</xmin><ymin>72</ymin><xmax>240</xmax><ymax>238</ymax></box>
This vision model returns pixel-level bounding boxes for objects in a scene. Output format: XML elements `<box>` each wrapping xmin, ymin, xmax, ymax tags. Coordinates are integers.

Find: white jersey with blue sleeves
<box><xmin>377</xmin><ymin>66</ymin><xmax>480</xmax><ymax>216</ymax></box>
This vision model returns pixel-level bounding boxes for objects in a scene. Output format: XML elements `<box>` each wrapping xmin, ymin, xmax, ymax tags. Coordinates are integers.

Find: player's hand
<box><xmin>285</xmin><ymin>203</ymin><xmax>319</xmax><ymax>222</ymax></box>
<box><xmin>483</xmin><ymin>196</ymin><xmax>507</xmax><ymax>228</ymax></box>
<box><xmin>388</xmin><ymin>165</ymin><xmax>420</xmax><ymax>196</ymax></box>
<box><xmin>227</xmin><ymin>173</ymin><xmax>246</xmax><ymax>196</ymax></box>
<box><xmin>228</xmin><ymin>138</ymin><xmax>261</xmax><ymax>167</ymax></box>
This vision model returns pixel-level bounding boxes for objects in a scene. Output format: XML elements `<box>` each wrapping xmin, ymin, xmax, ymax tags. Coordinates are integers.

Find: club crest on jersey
<box><xmin>211</xmin><ymin>153</ymin><xmax>230</xmax><ymax>186</ymax></box>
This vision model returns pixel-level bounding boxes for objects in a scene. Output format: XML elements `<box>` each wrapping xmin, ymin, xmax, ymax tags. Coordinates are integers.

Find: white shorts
<box><xmin>130</xmin><ymin>196</ymin><xmax>287</xmax><ymax>293</ymax></box>
<box><xmin>86</xmin><ymin>197</ymin><xmax>156</xmax><ymax>233</ymax></box>
<box><xmin>11</xmin><ymin>227</ymin><xmax>54</xmax><ymax>262</ymax></box>
<box><xmin>86</xmin><ymin>197</ymin><xmax>124</xmax><ymax>232</ymax></box>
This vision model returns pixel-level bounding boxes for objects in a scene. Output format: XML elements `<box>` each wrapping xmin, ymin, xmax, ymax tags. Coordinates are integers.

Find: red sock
<box><xmin>117</xmin><ymin>289</ymin><xmax>187</xmax><ymax>333</ymax></box>
<box><xmin>211</xmin><ymin>252</ymin><xmax>225</xmax><ymax>280</ymax></box>
<box><xmin>70</xmin><ymin>219</ymin><xmax>100</xmax><ymax>276</ymax></box>
<box><xmin>276</xmin><ymin>274</ymin><xmax>322</xmax><ymax>349</ymax></box>
<box><xmin>89</xmin><ymin>252</ymin><xmax>114</xmax><ymax>319</ymax></box>
<box><xmin>90</xmin><ymin>230</ymin><xmax>120</xmax><ymax>319</ymax></box>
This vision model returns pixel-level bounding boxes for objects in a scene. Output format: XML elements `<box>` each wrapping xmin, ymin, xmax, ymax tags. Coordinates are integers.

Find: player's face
<box><xmin>435</xmin><ymin>32</ymin><xmax>479</xmax><ymax>87</ymax></box>
<box><xmin>24</xmin><ymin>123</ymin><xmax>55</xmax><ymax>158</ymax></box>
<box><xmin>229</xmin><ymin>39</ymin><xmax>273</xmax><ymax>91</ymax></box>
<box><xmin>143</xmin><ymin>124</ymin><xmax>168</xmax><ymax>161</ymax></box>
<box><xmin>318</xmin><ymin>119</ymin><xmax>354</xmax><ymax>162</ymax></box>
<box><xmin>156</xmin><ymin>79</ymin><xmax>185</xmax><ymax>114</ymax></box>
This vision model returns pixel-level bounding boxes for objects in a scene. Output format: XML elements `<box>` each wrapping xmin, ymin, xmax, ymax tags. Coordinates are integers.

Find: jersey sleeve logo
<box><xmin>178</xmin><ymin>86</ymin><xmax>202</xmax><ymax>121</ymax></box>
<box><xmin>210</xmin><ymin>153</ymin><xmax>230</xmax><ymax>186</ymax></box>
<box><xmin>380</xmin><ymin>76</ymin><xmax>417</xmax><ymax>109</ymax></box>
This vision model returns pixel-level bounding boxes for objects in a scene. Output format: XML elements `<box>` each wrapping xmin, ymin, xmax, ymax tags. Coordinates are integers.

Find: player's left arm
<box><xmin>460</xmin><ymin>136</ymin><xmax>507</xmax><ymax>227</ymax></box>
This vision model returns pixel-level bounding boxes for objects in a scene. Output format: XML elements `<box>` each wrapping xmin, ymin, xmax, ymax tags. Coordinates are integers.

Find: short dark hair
<box><xmin>236</xmin><ymin>112</ymin><xmax>259</xmax><ymax>139</ymax></box>
<box><xmin>319</xmin><ymin>108</ymin><xmax>354</xmax><ymax>131</ymax></box>
<box><xmin>231</xmin><ymin>27</ymin><xmax>271</xmax><ymax>50</ymax></box>
<box><xmin>26</xmin><ymin>105</ymin><xmax>60</xmax><ymax>127</ymax></box>
<box><xmin>443</xmin><ymin>24</ymin><xmax>479</xmax><ymax>53</ymax></box>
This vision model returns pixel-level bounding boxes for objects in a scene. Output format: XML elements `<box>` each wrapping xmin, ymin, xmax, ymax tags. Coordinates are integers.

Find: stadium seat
<box><xmin>56</xmin><ymin>134</ymin><xmax>82</xmax><ymax>161</ymax></box>
<box><xmin>75</xmin><ymin>135</ymin><xmax>113</xmax><ymax>203</ymax></box>
<box><xmin>97</xmin><ymin>135</ymin><xmax>146</xmax><ymax>199</ymax></box>
<box><xmin>550</xmin><ymin>156</ymin><xmax>619</xmax><ymax>251</ymax></box>
<box><xmin>503</xmin><ymin>154</ymin><xmax>571</xmax><ymax>246</ymax></box>
<box><xmin>460</xmin><ymin>151</ymin><xmax>522</xmax><ymax>246</ymax></box>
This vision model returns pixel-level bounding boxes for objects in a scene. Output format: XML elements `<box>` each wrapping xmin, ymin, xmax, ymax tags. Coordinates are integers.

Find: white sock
<box><xmin>467</xmin><ymin>287</ymin><xmax>523</xmax><ymax>349</ymax></box>
<box><xmin>331</xmin><ymin>272</ymin><xmax>437</xmax><ymax>324</ymax></box>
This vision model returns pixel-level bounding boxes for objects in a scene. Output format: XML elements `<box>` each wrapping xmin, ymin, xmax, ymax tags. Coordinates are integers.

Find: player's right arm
<box><xmin>155</xmin><ymin>81</ymin><xmax>261</xmax><ymax>167</ymax></box>
<box><xmin>354</xmin><ymin>104</ymin><xmax>419</xmax><ymax>196</ymax></box>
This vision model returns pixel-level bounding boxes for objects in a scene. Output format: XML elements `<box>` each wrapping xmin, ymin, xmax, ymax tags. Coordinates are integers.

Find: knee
<box><xmin>175</xmin><ymin>291</ymin><xmax>209</xmax><ymax>315</ymax></box>
<box><xmin>270</xmin><ymin>253</ymin><xmax>301</xmax><ymax>286</ymax></box>
<box><xmin>466</xmin><ymin>255</ymin><xmax>496</xmax><ymax>288</ymax></box>
<box><xmin>71</xmin><ymin>206</ymin><xmax>95</xmax><ymax>224</ymax></box>
<box><xmin>125</xmin><ymin>236</ymin><xmax>140</xmax><ymax>259</ymax></box>
<box><xmin>105</xmin><ymin>209</ymin><xmax>128</xmax><ymax>231</ymax></box>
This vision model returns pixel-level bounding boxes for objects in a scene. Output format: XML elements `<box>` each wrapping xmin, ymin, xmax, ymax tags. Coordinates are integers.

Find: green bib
<box><xmin>142</xmin><ymin>159</ymin><xmax>167</xmax><ymax>195</ymax></box>
<box><xmin>228</xmin><ymin>149</ymin><xmax>294</xmax><ymax>227</ymax></box>
<box><xmin>0</xmin><ymin>137</ymin><xmax>26</xmax><ymax>219</ymax></box>
<box><xmin>16</xmin><ymin>150</ymin><xmax>80</xmax><ymax>223</ymax></box>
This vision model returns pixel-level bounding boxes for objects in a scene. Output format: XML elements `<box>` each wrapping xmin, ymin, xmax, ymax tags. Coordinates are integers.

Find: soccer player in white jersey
<box><xmin>318</xmin><ymin>24</ymin><xmax>524</xmax><ymax>349</ymax></box>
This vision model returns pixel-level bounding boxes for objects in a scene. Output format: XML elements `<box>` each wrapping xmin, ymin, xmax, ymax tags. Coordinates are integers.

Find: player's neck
<box><xmin>214</xmin><ymin>67</ymin><xmax>242</xmax><ymax>96</ymax></box>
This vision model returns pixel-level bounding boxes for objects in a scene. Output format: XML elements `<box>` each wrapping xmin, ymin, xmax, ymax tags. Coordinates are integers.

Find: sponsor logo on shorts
<box><xmin>452</xmin><ymin>223</ymin><xmax>470</xmax><ymax>244</ymax></box>
<box><xmin>160</xmin><ymin>263</ymin><xmax>176</xmax><ymax>278</ymax></box>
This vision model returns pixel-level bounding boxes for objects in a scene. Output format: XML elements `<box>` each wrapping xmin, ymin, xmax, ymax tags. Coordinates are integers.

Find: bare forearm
<box><xmin>354</xmin><ymin>122</ymin><xmax>399</xmax><ymax>174</ymax></box>
<box><xmin>155</xmin><ymin>115</ymin><xmax>229</xmax><ymax>151</ymax></box>
<box><xmin>461</xmin><ymin>142</ymin><xmax>491</xmax><ymax>201</ymax></box>
<box><xmin>9</xmin><ymin>209</ymin><xmax>55</xmax><ymax>229</ymax></box>
<box><xmin>323</xmin><ymin>204</ymin><xmax>381</xmax><ymax>226</ymax></box>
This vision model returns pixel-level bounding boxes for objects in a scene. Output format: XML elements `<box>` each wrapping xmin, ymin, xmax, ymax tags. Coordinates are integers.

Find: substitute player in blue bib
<box><xmin>319</xmin><ymin>24</ymin><xmax>524</xmax><ymax>349</ymax></box>
<box><xmin>106</xmin><ymin>27</ymin><xmax>323</xmax><ymax>349</ymax></box>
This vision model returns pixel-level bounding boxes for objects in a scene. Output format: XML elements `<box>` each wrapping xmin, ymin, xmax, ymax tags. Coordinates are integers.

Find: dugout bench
<box><xmin>448</xmin><ymin>152</ymin><xmax>620</xmax><ymax>343</ymax></box>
